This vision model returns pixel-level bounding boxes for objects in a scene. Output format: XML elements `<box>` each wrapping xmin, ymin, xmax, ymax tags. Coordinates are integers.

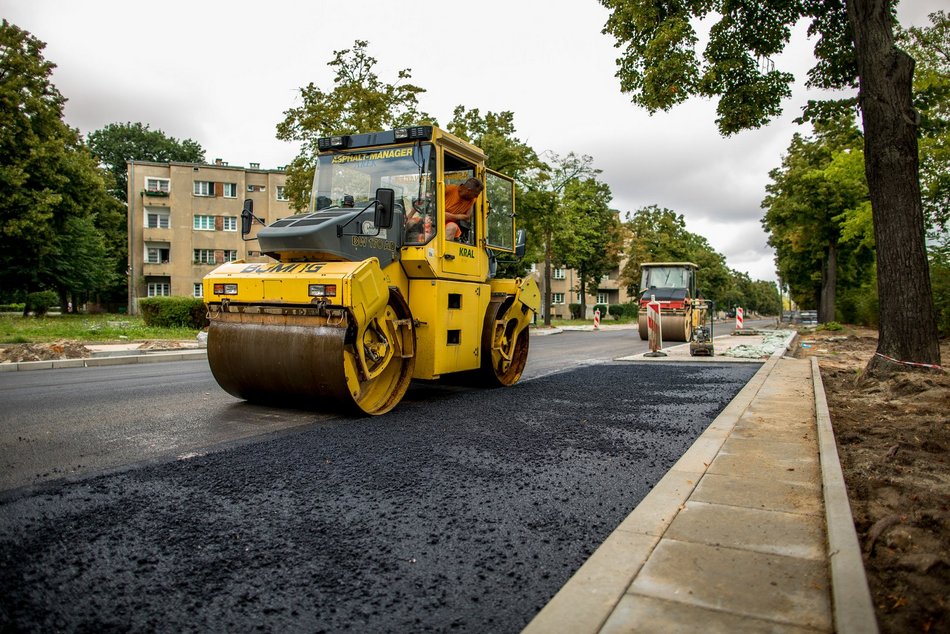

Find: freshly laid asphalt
<box><xmin>0</xmin><ymin>328</ymin><xmax>878</xmax><ymax>633</ymax></box>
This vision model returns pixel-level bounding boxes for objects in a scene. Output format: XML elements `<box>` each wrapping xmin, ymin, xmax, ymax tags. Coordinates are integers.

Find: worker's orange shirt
<box><xmin>444</xmin><ymin>185</ymin><xmax>474</xmax><ymax>221</ymax></box>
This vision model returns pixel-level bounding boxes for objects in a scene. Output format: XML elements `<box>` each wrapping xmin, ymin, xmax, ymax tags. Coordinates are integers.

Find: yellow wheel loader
<box><xmin>202</xmin><ymin>126</ymin><xmax>540</xmax><ymax>415</ymax></box>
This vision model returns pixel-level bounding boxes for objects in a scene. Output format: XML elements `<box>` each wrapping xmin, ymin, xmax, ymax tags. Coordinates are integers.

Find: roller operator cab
<box><xmin>203</xmin><ymin>126</ymin><xmax>540</xmax><ymax>415</ymax></box>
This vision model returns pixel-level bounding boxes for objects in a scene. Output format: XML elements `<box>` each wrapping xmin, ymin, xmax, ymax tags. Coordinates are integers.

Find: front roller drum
<box><xmin>208</xmin><ymin>291</ymin><xmax>415</xmax><ymax>415</ymax></box>
<box><xmin>637</xmin><ymin>311</ymin><xmax>691</xmax><ymax>342</ymax></box>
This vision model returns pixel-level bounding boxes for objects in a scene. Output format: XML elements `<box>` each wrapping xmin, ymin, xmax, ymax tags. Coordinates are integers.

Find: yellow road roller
<box><xmin>637</xmin><ymin>262</ymin><xmax>704</xmax><ymax>343</ymax></box>
<box><xmin>203</xmin><ymin>126</ymin><xmax>540</xmax><ymax>415</ymax></box>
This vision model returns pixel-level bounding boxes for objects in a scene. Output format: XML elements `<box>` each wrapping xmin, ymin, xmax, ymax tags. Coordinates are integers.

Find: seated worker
<box><xmin>341</xmin><ymin>195</ymin><xmax>355</xmax><ymax>208</ymax></box>
<box><xmin>404</xmin><ymin>196</ymin><xmax>433</xmax><ymax>244</ymax></box>
<box><xmin>444</xmin><ymin>177</ymin><xmax>483</xmax><ymax>241</ymax></box>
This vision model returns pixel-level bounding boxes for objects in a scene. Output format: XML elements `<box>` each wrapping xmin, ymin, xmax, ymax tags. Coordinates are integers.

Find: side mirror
<box><xmin>241</xmin><ymin>199</ymin><xmax>254</xmax><ymax>236</ymax></box>
<box><xmin>515</xmin><ymin>228</ymin><xmax>527</xmax><ymax>258</ymax></box>
<box><xmin>374</xmin><ymin>188</ymin><xmax>395</xmax><ymax>229</ymax></box>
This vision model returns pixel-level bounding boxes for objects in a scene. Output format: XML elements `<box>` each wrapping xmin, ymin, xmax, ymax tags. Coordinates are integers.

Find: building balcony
<box><xmin>142</xmin><ymin>190</ymin><xmax>170</xmax><ymax>198</ymax></box>
<box><xmin>142</xmin><ymin>262</ymin><xmax>173</xmax><ymax>276</ymax></box>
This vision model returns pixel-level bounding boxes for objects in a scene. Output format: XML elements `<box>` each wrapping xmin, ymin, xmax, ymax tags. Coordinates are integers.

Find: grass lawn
<box><xmin>0</xmin><ymin>313</ymin><xmax>199</xmax><ymax>344</ymax></box>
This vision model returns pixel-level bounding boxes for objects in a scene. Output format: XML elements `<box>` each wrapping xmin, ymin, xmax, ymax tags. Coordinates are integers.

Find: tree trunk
<box><xmin>847</xmin><ymin>0</ymin><xmax>942</xmax><ymax>374</ymax></box>
<box><xmin>819</xmin><ymin>242</ymin><xmax>837</xmax><ymax>323</ymax></box>
<box><xmin>579</xmin><ymin>270</ymin><xmax>587</xmax><ymax>320</ymax></box>
<box><xmin>543</xmin><ymin>230</ymin><xmax>553</xmax><ymax>327</ymax></box>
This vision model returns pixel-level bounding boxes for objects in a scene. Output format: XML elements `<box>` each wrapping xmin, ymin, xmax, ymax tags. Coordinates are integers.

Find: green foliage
<box><xmin>555</xmin><ymin>178</ymin><xmax>622</xmax><ymax>315</ymax></box>
<box><xmin>0</xmin><ymin>20</ymin><xmax>123</xmax><ymax>306</ymax></box>
<box><xmin>275</xmin><ymin>40</ymin><xmax>435</xmax><ymax>210</ymax></box>
<box><xmin>761</xmin><ymin>116</ymin><xmax>873</xmax><ymax>316</ymax></box>
<box><xmin>817</xmin><ymin>321</ymin><xmax>843</xmax><ymax>331</ymax></box>
<box><xmin>899</xmin><ymin>12</ymin><xmax>950</xmax><ymax>235</ymax></box>
<box><xmin>620</xmin><ymin>205</ymin><xmax>732</xmax><ymax>306</ymax></box>
<box><xmin>593</xmin><ymin>304</ymin><xmax>608</xmax><ymax>319</ymax></box>
<box><xmin>930</xmin><ymin>243</ymin><xmax>950</xmax><ymax>337</ymax></box>
<box><xmin>568</xmin><ymin>303</ymin><xmax>582</xmax><ymax>319</ymax></box>
<box><xmin>85</xmin><ymin>122</ymin><xmax>205</xmax><ymax>202</ymax></box>
<box><xmin>138</xmin><ymin>297</ymin><xmax>209</xmax><ymax>329</ymax></box>
<box><xmin>0</xmin><ymin>303</ymin><xmax>25</xmax><ymax>312</ymax></box>
<box><xmin>607</xmin><ymin>303</ymin><xmax>627</xmax><ymax>319</ymax></box>
<box><xmin>0</xmin><ymin>313</ymin><xmax>197</xmax><ymax>343</ymax></box>
<box><xmin>25</xmin><ymin>290</ymin><xmax>58</xmax><ymax>315</ymax></box>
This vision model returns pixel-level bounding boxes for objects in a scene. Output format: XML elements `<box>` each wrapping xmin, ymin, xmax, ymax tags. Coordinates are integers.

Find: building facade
<box><xmin>530</xmin><ymin>262</ymin><xmax>634</xmax><ymax>320</ymax></box>
<box><xmin>126</xmin><ymin>159</ymin><xmax>290</xmax><ymax>314</ymax></box>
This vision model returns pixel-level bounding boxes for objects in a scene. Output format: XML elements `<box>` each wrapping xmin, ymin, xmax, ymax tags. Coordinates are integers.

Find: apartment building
<box><xmin>126</xmin><ymin>159</ymin><xmax>291</xmax><ymax>314</ymax></box>
<box><xmin>530</xmin><ymin>262</ymin><xmax>633</xmax><ymax>320</ymax></box>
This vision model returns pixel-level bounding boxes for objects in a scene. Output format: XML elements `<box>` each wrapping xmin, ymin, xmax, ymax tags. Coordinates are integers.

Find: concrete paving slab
<box><xmin>600</xmin><ymin>594</ymin><xmax>823</xmax><ymax>634</ymax></box>
<box><xmin>627</xmin><ymin>539</ymin><xmax>832</xmax><ymax>631</ymax></box>
<box><xmin>690</xmin><ymin>472</ymin><xmax>823</xmax><ymax>516</ymax></box>
<box><xmin>708</xmin><ymin>437</ymin><xmax>820</xmax><ymax>483</ymax></box>
<box><xmin>664</xmin><ymin>501</ymin><xmax>826</xmax><ymax>560</ymax></box>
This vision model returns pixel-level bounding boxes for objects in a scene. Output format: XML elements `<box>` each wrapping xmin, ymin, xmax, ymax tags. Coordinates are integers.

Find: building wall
<box><xmin>126</xmin><ymin>160</ymin><xmax>290</xmax><ymax>314</ymax></box>
<box><xmin>529</xmin><ymin>260</ymin><xmax>634</xmax><ymax>320</ymax></box>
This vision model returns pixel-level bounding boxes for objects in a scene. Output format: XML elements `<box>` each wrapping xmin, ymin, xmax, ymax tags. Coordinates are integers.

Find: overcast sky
<box><xmin>2</xmin><ymin>0</ymin><xmax>941</xmax><ymax>283</ymax></box>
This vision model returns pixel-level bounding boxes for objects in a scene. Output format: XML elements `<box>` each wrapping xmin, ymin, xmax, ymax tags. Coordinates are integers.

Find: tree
<box><xmin>600</xmin><ymin>0</ymin><xmax>941</xmax><ymax>373</ymax></box>
<box><xmin>275</xmin><ymin>40</ymin><xmax>434</xmax><ymax>210</ymax></box>
<box><xmin>900</xmin><ymin>11</ymin><xmax>950</xmax><ymax>235</ymax></box>
<box><xmin>761</xmin><ymin>117</ymin><xmax>872</xmax><ymax>321</ymax></box>
<box><xmin>86</xmin><ymin>122</ymin><xmax>205</xmax><ymax>202</ymax></box>
<box><xmin>520</xmin><ymin>152</ymin><xmax>601</xmax><ymax>326</ymax></box>
<box><xmin>554</xmin><ymin>179</ymin><xmax>622</xmax><ymax>318</ymax></box>
<box><xmin>0</xmin><ymin>20</ymin><xmax>122</xmax><ymax>308</ymax></box>
<box><xmin>620</xmin><ymin>205</ymin><xmax>733</xmax><ymax>308</ymax></box>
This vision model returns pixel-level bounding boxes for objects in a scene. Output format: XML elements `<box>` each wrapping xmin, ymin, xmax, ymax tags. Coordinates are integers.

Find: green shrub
<box><xmin>0</xmin><ymin>303</ymin><xmax>26</xmax><ymax>312</ymax></box>
<box><xmin>26</xmin><ymin>291</ymin><xmax>59</xmax><ymax>316</ymax></box>
<box><xmin>818</xmin><ymin>321</ymin><xmax>843</xmax><ymax>331</ymax></box>
<box><xmin>608</xmin><ymin>303</ymin><xmax>626</xmax><ymax>319</ymax></box>
<box><xmin>139</xmin><ymin>297</ymin><xmax>209</xmax><ymax>329</ymax></box>
<box><xmin>593</xmin><ymin>304</ymin><xmax>608</xmax><ymax>320</ymax></box>
<box><xmin>568</xmin><ymin>303</ymin><xmax>582</xmax><ymax>319</ymax></box>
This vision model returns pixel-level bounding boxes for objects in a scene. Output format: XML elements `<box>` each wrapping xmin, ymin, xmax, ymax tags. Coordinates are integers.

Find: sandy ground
<box><xmin>795</xmin><ymin>327</ymin><xmax>949</xmax><ymax>634</ymax></box>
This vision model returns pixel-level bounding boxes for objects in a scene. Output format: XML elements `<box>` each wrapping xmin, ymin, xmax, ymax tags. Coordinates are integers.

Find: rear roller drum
<box><xmin>480</xmin><ymin>298</ymin><xmax>531</xmax><ymax>387</ymax></box>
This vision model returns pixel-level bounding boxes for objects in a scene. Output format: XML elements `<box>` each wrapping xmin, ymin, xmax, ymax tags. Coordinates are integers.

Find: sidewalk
<box><xmin>524</xmin><ymin>332</ymin><xmax>878</xmax><ymax>633</ymax></box>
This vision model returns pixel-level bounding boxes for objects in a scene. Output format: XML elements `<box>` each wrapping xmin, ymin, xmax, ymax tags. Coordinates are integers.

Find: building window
<box><xmin>145</xmin><ymin>177</ymin><xmax>170</xmax><ymax>193</ymax></box>
<box><xmin>597</xmin><ymin>293</ymin><xmax>608</xmax><ymax>304</ymax></box>
<box><xmin>553</xmin><ymin>268</ymin><xmax>566</xmax><ymax>280</ymax></box>
<box><xmin>193</xmin><ymin>215</ymin><xmax>215</xmax><ymax>231</ymax></box>
<box><xmin>247</xmin><ymin>184</ymin><xmax>266</xmax><ymax>192</ymax></box>
<box><xmin>276</xmin><ymin>186</ymin><xmax>288</xmax><ymax>201</ymax></box>
<box><xmin>145</xmin><ymin>208</ymin><xmax>170</xmax><ymax>229</ymax></box>
<box><xmin>147</xmin><ymin>282</ymin><xmax>170</xmax><ymax>297</ymax></box>
<box><xmin>145</xmin><ymin>243</ymin><xmax>170</xmax><ymax>264</ymax></box>
<box><xmin>193</xmin><ymin>181</ymin><xmax>213</xmax><ymax>196</ymax></box>
<box><xmin>223</xmin><ymin>183</ymin><xmax>237</xmax><ymax>198</ymax></box>
<box><xmin>222</xmin><ymin>216</ymin><xmax>237</xmax><ymax>231</ymax></box>
<box><xmin>193</xmin><ymin>283</ymin><xmax>204</xmax><ymax>298</ymax></box>
<box><xmin>224</xmin><ymin>250</ymin><xmax>238</xmax><ymax>262</ymax></box>
<box><xmin>194</xmin><ymin>249</ymin><xmax>216</xmax><ymax>264</ymax></box>
<box><xmin>552</xmin><ymin>292</ymin><xmax>565</xmax><ymax>305</ymax></box>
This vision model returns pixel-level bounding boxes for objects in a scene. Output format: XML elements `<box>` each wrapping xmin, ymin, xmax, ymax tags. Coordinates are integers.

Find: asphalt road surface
<box><xmin>0</xmin><ymin>328</ymin><xmax>761</xmax><ymax>632</ymax></box>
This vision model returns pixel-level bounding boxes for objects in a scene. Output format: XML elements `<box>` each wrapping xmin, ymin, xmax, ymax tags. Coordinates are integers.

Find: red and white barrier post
<box><xmin>645</xmin><ymin>296</ymin><xmax>667</xmax><ymax>357</ymax></box>
<box><xmin>735</xmin><ymin>307</ymin><xmax>744</xmax><ymax>331</ymax></box>
<box><xmin>593</xmin><ymin>308</ymin><xmax>601</xmax><ymax>331</ymax></box>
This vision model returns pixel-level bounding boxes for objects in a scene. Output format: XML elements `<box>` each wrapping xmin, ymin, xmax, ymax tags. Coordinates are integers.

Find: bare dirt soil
<box><xmin>0</xmin><ymin>340</ymin><xmax>91</xmax><ymax>362</ymax></box>
<box><xmin>796</xmin><ymin>327</ymin><xmax>949</xmax><ymax>633</ymax></box>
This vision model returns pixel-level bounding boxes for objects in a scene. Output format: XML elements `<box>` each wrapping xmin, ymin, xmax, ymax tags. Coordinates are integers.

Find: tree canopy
<box><xmin>275</xmin><ymin>40</ymin><xmax>435</xmax><ymax>210</ymax></box>
<box><xmin>86</xmin><ymin>122</ymin><xmax>205</xmax><ymax>203</ymax></box>
<box><xmin>0</xmin><ymin>20</ymin><xmax>122</xmax><ymax>307</ymax></box>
